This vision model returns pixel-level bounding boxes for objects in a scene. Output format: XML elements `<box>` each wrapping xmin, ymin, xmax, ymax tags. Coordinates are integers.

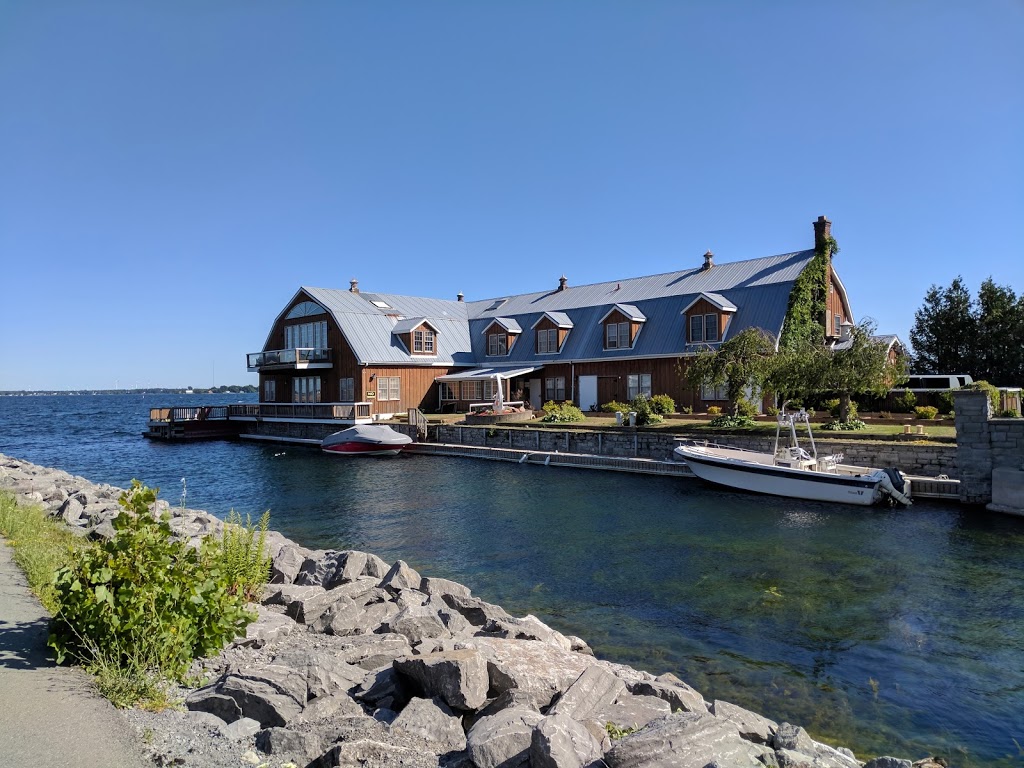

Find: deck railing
<box><xmin>149</xmin><ymin>402</ymin><xmax>372</xmax><ymax>424</ymax></box>
<box><xmin>246</xmin><ymin>348</ymin><xmax>332</xmax><ymax>371</ymax></box>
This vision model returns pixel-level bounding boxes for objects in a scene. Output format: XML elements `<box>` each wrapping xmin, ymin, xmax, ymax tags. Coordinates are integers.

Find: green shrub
<box><xmin>894</xmin><ymin>390</ymin><xmax>917</xmax><ymax>413</ymax></box>
<box><xmin>914</xmin><ymin>406</ymin><xmax>940</xmax><ymax>420</ymax></box>
<box><xmin>997</xmin><ymin>409</ymin><xmax>1020</xmax><ymax>418</ymax></box>
<box><xmin>600</xmin><ymin>400</ymin><xmax>630</xmax><ymax>414</ymax></box>
<box><xmin>649</xmin><ymin>394</ymin><xmax>676</xmax><ymax>415</ymax></box>
<box><xmin>48</xmin><ymin>481</ymin><xmax>257</xmax><ymax>687</ymax></box>
<box><xmin>766</xmin><ymin>405</ymin><xmax>780</xmax><ymax>417</ymax></box>
<box><xmin>964</xmin><ymin>380</ymin><xmax>1000</xmax><ymax>413</ymax></box>
<box><xmin>707</xmin><ymin>406</ymin><xmax>722</xmax><ymax>416</ymax></box>
<box><xmin>823</xmin><ymin>398</ymin><xmax>858</xmax><ymax>419</ymax></box>
<box><xmin>734</xmin><ymin>397</ymin><xmax>758</xmax><ymax>417</ymax></box>
<box><xmin>679</xmin><ymin>405</ymin><xmax>693</xmax><ymax>415</ymax></box>
<box><xmin>937</xmin><ymin>391</ymin><xmax>956</xmax><ymax>415</ymax></box>
<box><xmin>541</xmin><ymin>401</ymin><xmax>585</xmax><ymax>423</ymax></box>
<box><xmin>820</xmin><ymin>419</ymin><xmax>867</xmax><ymax>431</ymax></box>
<box><xmin>629</xmin><ymin>395</ymin><xmax>663</xmax><ymax>426</ymax></box>
<box><xmin>709</xmin><ymin>414</ymin><xmax>757</xmax><ymax>429</ymax></box>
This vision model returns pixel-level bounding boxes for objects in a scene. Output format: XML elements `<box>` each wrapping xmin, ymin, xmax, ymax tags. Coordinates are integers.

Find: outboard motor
<box><xmin>878</xmin><ymin>467</ymin><xmax>912</xmax><ymax>506</ymax></box>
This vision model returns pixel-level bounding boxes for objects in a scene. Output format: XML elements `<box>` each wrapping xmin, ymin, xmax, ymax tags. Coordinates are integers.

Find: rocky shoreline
<box><xmin>0</xmin><ymin>453</ymin><xmax>939</xmax><ymax>768</ymax></box>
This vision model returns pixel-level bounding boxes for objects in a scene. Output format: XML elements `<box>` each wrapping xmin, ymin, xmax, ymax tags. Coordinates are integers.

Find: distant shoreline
<box><xmin>0</xmin><ymin>387</ymin><xmax>257</xmax><ymax>397</ymax></box>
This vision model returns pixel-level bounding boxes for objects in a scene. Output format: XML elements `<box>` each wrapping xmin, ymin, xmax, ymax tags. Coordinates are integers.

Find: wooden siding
<box><xmin>825</xmin><ymin>268</ymin><xmax>849</xmax><ymax>339</ymax></box>
<box><xmin>602</xmin><ymin>309</ymin><xmax>642</xmax><ymax>348</ymax></box>
<box><xmin>533</xmin><ymin>316</ymin><xmax>569</xmax><ymax>353</ymax></box>
<box><xmin>684</xmin><ymin>298</ymin><xmax>728</xmax><ymax>343</ymax></box>
<box><xmin>535</xmin><ymin>358</ymin><xmax>703</xmax><ymax>413</ymax></box>
<box><xmin>363</xmin><ymin>366</ymin><xmax>454</xmax><ymax>415</ymax></box>
<box><xmin>483</xmin><ymin>321</ymin><xmax>518</xmax><ymax>358</ymax></box>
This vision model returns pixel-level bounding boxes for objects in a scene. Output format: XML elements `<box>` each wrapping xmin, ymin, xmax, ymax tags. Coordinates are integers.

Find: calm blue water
<box><xmin>1</xmin><ymin>394</ymin><xmax>1023</xmax><ymax>765</ymax></box>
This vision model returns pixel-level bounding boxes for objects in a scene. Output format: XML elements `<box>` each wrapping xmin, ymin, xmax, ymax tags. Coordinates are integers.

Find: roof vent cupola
<box><xmin>349</xmin><ymin>279</ymin><xmax>359</xmax><ymax>294</ymax></box>
<box><xmin>558</xmin><ymin>275</ymin><xmax>568</xmax><ymax>292</ymax></box>
<box><xmin>702</xmin><ymin>250</ymin><xmax>714</xmax><ymax>271</ymax></box>
<box><xmin>457</xmin><ymin>292</ymin><xmax>464</xmax><ymax>302</ymax></box>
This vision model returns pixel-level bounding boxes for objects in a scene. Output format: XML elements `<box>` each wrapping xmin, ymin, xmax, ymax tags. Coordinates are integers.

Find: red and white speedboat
<box><xmin>321</xmin><ymin>425</ymin><xmax>413</xmax><ymax>456</ymax></box>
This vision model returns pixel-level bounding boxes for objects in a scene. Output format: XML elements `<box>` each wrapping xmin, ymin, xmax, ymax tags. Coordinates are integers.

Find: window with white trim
<box><xmin>292</xmin><ymin>376</ymin><xmax>322</xmax><ymax>403</ymax></box>
<box><xmin>439</xmin><ymin>382</ymin><xmax>457</xmax><ymax>401</ymax></box>
<box><xmin>285</xmin><ymin>320</ymin><xmax>327</xmax><ymax>349</ymax></box>
<box><xmin>701</xmin><ymin>383</ymin><xmax>729</xmax><ymax>401</ymax></box>
<box><xmin>545</xmin><ymin>377</ymin><xmax>566</xmax><ymax>401</ymax></box>
<box><xmin>627</xmin><ymin>374</ymin><xmax>652</xmax><ymax>400</ymax></box>
<box><xmin>413</xmin><ymin>329</ymin><xmax>435</xmax><ymax>353</ymax></box>
<box><xmin>339</xmin><ymin>377</ymin><xmax>354</xmax><ymax>402</ymax></box>
<box><xmin>263</xmin><ymin>379</ymin><xmax>276</xmax><ymax>402</ymax></box>
<box><xmin>377</xmin><ymin>376</ymin><xmax>401</xmax><ymax>402</ymax></box>
<box><xmin>536</xmin><ymin>328</ymin><xmax>559</xmax><ymax>354</ymax></box>
<box><xmin>487</xmin><ymin>332</ymin><xmax>507</xmax><ymax>356</ymax></box>
<box><xmin>834</xmin><ymin>315</ymin><xmax>841</xmax><ymax>336</ymax></box>
<box><xmin>605</xmin><ymin>321</ymin><xmax>631</xmax><ymax>349</ymax></box>
<box><xmin>462</xmin><ymin>380</ymin><xmax>482</xmax><ymax>401</ymax></box>
<box><xmin>690</xmin><ymin>314</ymin><xmax>719</xmax><ymax>343</ymax></box>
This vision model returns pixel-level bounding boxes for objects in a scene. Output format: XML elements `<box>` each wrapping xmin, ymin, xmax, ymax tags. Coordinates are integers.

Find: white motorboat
<box><xmin>321</xmin><ymin>425</ymin><xmax>413</xmax><ymax>456</ymax></box>
<box><xmin>672</xmin><ymin>410</ymin><xmax>912</xmax><ymax>507</ymax></box>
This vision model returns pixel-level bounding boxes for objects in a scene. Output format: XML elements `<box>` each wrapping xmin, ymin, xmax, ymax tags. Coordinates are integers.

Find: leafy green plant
<box><xmin>964</xmin><ymin>380</ymin><xmax>1000</xmax><ymax>413</ymax></box>
<box><xmin>649</xmin><ymin>394</ymin><xmax>676</xmax><ymax>415</ymax></box>
<box><xmin>997</xmin><ymin>408</ymin><xmax>1021</xmax><ymax>418</ymax></box>
<box><xmin>629</xmin><ymin>395</ymin><xmax>663</xmax><ymax>426</ymax></box>
<box><xmin>766</xmin><ymin>405</ymin><xmax>780</xmax><ymax>417</ymax></box>
<box><xmin>48</xmin><ymin>481</ymin><xmax>257</xmax><ymax>689</ymax></box>
<box><xmin>894</xmin><ymin>390</ymin><xmax>917</xmax><ymax>413</ymax></box>
<box><xmin>820</xmin><ymin>419</ymin><xmax>867</xmax><ymax>431</ymax></box>
<box><xmin>215</xmin><ymin>510</ymin><xmax>272</xmax><ymax>601</ymax></box>
<box><xmin>540</xmin><ymin>401</ymin><xmax>585</xmax><ymax>423</ymax></box>
<box><xmin>706</xmin><ymin>405</ymin><xmax>722</xmax><ymax>416</ymax></box>
<box><xmin>600</xmin><ymin>400</ymin><xmax>630</xmax><ymax>414</ymax></box>
<box><xmin>679</xmin><ymin>405</ymin><xmax>693</xmax><ymax>415</ymax></box>
<box><xmin>914</xmin><ymin>406</ymin><xmax>940</xmax><ymax>420</ymax></box>
<box><xmin>709</xmin><ymin>414</ymin><xmax>757</xmax><ymax>429</ymax></box>
<box><xmin>605</xmin><ymin>722</ymin><xmax>639</xmax><ymax>740</ymax></box>
<box><xmin>734</xmin><ymin>397</ymin><xmax>758</xmax><ymax>417</ymax></box>
<box><xmin>937</xmin><ymin>391</ymin><xmax>956</xmax><ymax>415</ymax></box>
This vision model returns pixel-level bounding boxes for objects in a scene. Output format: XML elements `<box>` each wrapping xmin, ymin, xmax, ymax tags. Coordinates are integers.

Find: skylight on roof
<box><xmin>370</xmin><ymin>300</ymin><xmax>391</xmax><ymax>309</ymax></box>
<box><xmin>484</xmin><ymin>298</ymin><xmax>508</xmax><ymax>312</ymax></box>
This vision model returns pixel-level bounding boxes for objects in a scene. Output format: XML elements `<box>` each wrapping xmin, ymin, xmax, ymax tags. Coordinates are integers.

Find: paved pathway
<box><xmin>0</xmin><ymin>538</ymin><xmax>148</xmax><ymax>768</ymax></box>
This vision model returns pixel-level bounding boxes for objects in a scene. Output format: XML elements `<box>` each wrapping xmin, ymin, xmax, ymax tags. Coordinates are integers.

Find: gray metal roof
<box><xmin>601</xmin><ymin>303</ymin><xmax>646</xmax><ymax>323</ymax></box>
<box><xmin>277</xmin><ymin>250</ymin><xmax>814</xmax><ymax>367</ymax></box>
<box><xmin>533</xmin><ymin>311</ymin><xmax>573</xmax><ymax>329</ymax></box>
<box><xmin>481</xmin><ymin>317</ymin><xmax>522</xmax><ymax>334</ymax></box>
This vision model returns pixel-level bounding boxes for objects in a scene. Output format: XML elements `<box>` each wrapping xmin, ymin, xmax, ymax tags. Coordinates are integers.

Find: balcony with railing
<box><xmin>246</xmin><ymin>347</ymin><xmax>332</xmax><ymax>372</ymax></box>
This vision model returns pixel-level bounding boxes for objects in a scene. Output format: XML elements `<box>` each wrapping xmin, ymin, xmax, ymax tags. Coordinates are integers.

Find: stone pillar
<box><xmin>954</xmin><ymin>391</ymin><xmax>992</xmax><ymax>504</ymax></box>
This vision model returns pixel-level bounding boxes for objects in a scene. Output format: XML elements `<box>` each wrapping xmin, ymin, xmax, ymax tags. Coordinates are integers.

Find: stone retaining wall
<box><xmin>427</xmin><ymin>425</ymin><xmax>958</xmax><ymax>479</ymax></box>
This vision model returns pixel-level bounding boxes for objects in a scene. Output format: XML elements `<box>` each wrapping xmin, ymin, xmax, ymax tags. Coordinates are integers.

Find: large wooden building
<box><xmin>247</xmin><ymin>216</ymin><xmax>860</xmax><ymax>417</ymax></box>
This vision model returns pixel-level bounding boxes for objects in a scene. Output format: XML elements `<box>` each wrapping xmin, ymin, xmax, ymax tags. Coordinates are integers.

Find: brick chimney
<box><xmin>813</xmin><ymin>215</ymin><xmax>832</xmax><ymax>252</ymax></box>
<box><xmin>702</xmin><ymin>250</ymin><xmax>714</xmax><ymax>271</ymax></box>
<box><xmin>558</xmin><ymin>275</ymin><xmax>568</xmax><ymax>292</ymax></box>
<box><xmin>349</xmin><ymin>279</ymin><xmax>359</xmax><ymax>293</ymax></box>
<box><xmin>457</xmin><ymin>292</ymin><xmax>464</xmax><ymax>302</ymax></box>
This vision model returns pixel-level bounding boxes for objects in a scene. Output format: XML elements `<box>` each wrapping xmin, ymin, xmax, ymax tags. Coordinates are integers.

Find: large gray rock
<box><xmin>394</xmin><ymin>649</ymin><xmax>489</xmax><ymax>711</ymax></box>
<box><xmin>380</xmin><ymin>560</ymin><xmax>422</xmax><ymax>592</ymax></box>
<box><xmin>323</xmin><ymin>550</ymin><xmax>370</xmax><ymax>588</ymax></box>
<box><xmin>467</xmin><ymin>707</ymin><xmax>545</xmax><ymax>768</ymax></box>
<box><xmin>774</xmin><ymin>723</ymin><xmax>816</xmax><ymax>754</ymax></box>
<box><xmin>185</xmin><ymin>689</ymin><xmax>243</xmax><ymax>723</ymax></box>
<box><xmin>466</xmin><ymin>637</ymin><xmax>597</xmax><ymax>703</ymax></box>
<box><xmin>599</xmin><ymin>694</ymin><xmax>672</xmax><ymax>731</ymax></box>
<box><xmin>273</xmin><ymin>648</ymin><xmax>365</xmax><ymax>701</ymax></box>
<box><xmin>295</xmin><ymin>550</ymin><xmax>337</xmax><ymax>587</ymax></box>
<box><xmin>262</xmin><ymin>583</ymin><xmax>323</xmax><ymax>607</ymax></box>
<box><xmin>420</xmin><ymin>576</ymin><xmax>472</xmax><ymax>599</ymax></box>
<box><xmin>390</xmin><ymin>696</ymin><xmax>467</xmax><ymax>753</ymax></box>
<box><xmin>329</xmin><ymin>600</ymin><xmax>400</xmax><ymax>637</ymax></box>
<box><xmin>218</xmin><ymin>664</ymin><xmax>308</xmax><ymax>727</ymax></box>
<box><xmin>310</xmin><ymin>739</ymin><xmax>437</xmax><ymax>768</ymax></box>
<box><xmin>354</xmin><ymin>666</ymin><xmax>410</xmax><ymax>711</ymax></box>
<box><xmin>256</xmin><ymin>727</ymin><xmax>322</xmax><ymax>765</ymax></box>
<box><xmin>284</xmin><ymin>587</ymin><xmax>353</xmax><ymax>626</ymax></box>
<box><xmin>711</xmin><ymin>699</ymin><xmax>777</xmax><ymax>744</ymax></box>
<box><xmin>58</xmin><ymin>495</ymin><xmax>85</xmax><ymax>525</ymax></box>
<box><xmin>605</xmin><ymin>712</ymin><xmax>762</xmax><ymax>768</ymax></box>
<box><xmin>550</xmin><ymin>665</ymin><xmax>626</xmax><ymax>721</ymax></box>
<box><xmin>629</xmin><ymin>672</ymin><xmax>707</xmax><ymax>714</ymax></box>
<box><xmin>222</xmin><ymin>717</ymin><xmax>261</xmax><ymax>740</ymax></box>
<box><xmin>530</xmin><ymin>713</ymin><xmax>604</xmax><ymax>768</ymax></box>
<box><xmin>330</xmin><ymin>632</ymin><xmax>412</xmax><ymax>670</ymax></box>
<box><xmin>270</xmin><ymin>544</ymin><xmax>309</xmax><ymax>584</ymax></box>
<box><xmin>234</xmin><ymin>606</ymin><xmax>297</xmax><ymax>649</ymax></box>
<box><xmin>384</xmin><ymin>602</ymin><xmax>452</xmax><ymax>644</ymax></box>
<box><xmin>442</xmin><ymin>593</ymin><xmax>512</xmax><ymax>626</ymax></box>
<box><xmin>864</xmin><ymin>759</ymin><xmax>912</xmax><ymax>768</ymax></box>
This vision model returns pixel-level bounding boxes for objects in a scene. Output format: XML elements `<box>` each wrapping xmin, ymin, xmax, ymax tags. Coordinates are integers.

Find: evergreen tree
<box><xmin>909</xmin><ymin>277</ymin><xmax>976</xmax><ymax>374</ymax></box>
<box><xmin>975</xmin><ymin>278</ymin><xmax>1021</xmax><ymax>385</ymax></box>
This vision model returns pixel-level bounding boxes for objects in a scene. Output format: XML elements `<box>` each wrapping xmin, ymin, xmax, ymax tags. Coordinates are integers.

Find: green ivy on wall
<box><xmin>779</xmin><ymin>236</ymin><xmax>839</xmax><ymax>351</ymax></box>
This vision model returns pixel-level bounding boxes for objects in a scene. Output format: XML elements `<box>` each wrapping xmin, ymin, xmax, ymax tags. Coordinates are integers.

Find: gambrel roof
<box><xmin>263</xmin><ymin>249</ymin><xmax>818</xmax><ymax>366</ymax></box>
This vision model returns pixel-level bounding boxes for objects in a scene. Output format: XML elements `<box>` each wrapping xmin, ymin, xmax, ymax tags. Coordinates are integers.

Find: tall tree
<box><xmin>685</xmin><ymin>328</ymin><xmax>778</xmax><ymax>415</ymax></box>
<box><xmin>909</xmin><ymin>277</ymin><xmax>976</xmax><ymax>374</ymax></box>
<box><xmin>975</xmin><ymin>278</ymin><xmax>1021</xmax><ymax>385</ymax></box>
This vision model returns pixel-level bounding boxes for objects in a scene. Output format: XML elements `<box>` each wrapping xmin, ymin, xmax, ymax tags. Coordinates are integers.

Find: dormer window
<box><xmin>532</xmin><ymin>312</ymin><xmax>572</xmax><ymax>354</ymax></box>
<box><xmin>600</xmin><ymin>304</ymin><xmax>645</xmax><ymax>351</ymax></box>
<box><xmin>483</xmin><ymin>318</ymin><xmax>521</xmax><ymax>357</ymax></box>
<box><xmin>683</xmin><ymin>293</ymin><xmax>736</xmax><ymax>345</ymax></box>
<box><xmin>488</xmin><ymin>332</ymin><xmax>507</xmax><ymax>356</ymax></box>
<box><xmin>413</xmin><ymin>328</ymin><xmax>435</xmax><ymax>353</ymax></box>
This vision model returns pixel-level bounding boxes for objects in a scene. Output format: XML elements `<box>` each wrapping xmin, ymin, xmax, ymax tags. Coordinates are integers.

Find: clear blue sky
<box><xmin>1</xmin><ymin>1</ymin><xmax>1021</xmax><ymax>390</ymax></box>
